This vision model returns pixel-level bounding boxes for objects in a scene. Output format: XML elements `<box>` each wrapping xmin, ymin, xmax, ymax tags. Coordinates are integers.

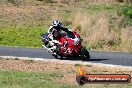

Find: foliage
<box><xmin>122</xmin><ymin>5</ymin><xmax>132</xmax><ymax>18</ymax></box>
<box><xmin>121</xmin><ymin>5</ymin><xmax>132</xmax><ymax>25</ymax></box>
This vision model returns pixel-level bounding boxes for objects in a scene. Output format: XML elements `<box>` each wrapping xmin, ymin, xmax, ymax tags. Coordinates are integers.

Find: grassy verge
<box><xmin>0</xmin><ymin>26</ymin><xmax>47</xmax><ymax>48</ymax></box>
<box><xmin>0</xmin><ymin>58</ymin><xmax>132</xmax><ymax>88</ymax></box>
<box><xmin>0</xmin><ymin>70</ymin><xmax>131</xmax><ymax>88</ymax></box>
<box><xmin>0</xmin><ymin>70</ymin><xmax>78</xmax><ymax>88</ymax></box>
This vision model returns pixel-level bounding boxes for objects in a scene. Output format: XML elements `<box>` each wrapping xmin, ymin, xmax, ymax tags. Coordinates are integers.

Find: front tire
<box><xmin>79</xmin><ymin>47</ymin><xmax>90</xmax><ymax>60</ymax></box>
<box><xmin>52</xmin><ymin>52</ymin><xmax>62</xmax><ymax>59</ymax></box>
<box><xmin>52</xmin><ymin>52</ymin><xmax>68</xmax><ymax>59</ymax></box>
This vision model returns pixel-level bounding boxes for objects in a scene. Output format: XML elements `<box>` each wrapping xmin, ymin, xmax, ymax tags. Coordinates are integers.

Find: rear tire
<box><xmin>79</xmin><ymin>47</ymin><xmax>90</xmax><ymax>60</ymax></box>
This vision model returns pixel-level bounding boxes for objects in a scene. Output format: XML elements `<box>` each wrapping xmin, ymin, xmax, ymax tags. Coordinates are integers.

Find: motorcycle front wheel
<box><xmin>79</xmin><ymin>47</ymin><xmax>90</xmax><ymax>60</ymax></box>
<box><xmin>52</xmin><ymin>52</ymin><xmax>68</xmax><ymax>59</ymax></box>
<box><xmin>52</xmin><ymin>53</ymin><xmax>62</xmax><ymax>59</ymax></box>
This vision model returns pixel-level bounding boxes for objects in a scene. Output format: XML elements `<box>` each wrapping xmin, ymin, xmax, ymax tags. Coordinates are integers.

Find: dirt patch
<box><xmin>0</xmin><ymin>58</ymin><xmax>75</xmax><ymax>72</ymax></box>
<box><xmin>0</xmin><ymin>57</ymin><xmax>132</xmax><ymax>85</ymax></box>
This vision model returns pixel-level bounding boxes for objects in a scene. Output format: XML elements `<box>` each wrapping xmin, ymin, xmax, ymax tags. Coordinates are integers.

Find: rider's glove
<box><xmin>52</xmin><ymin>40</ymin><xmax>62</xmax><ymax>45</ymax></box>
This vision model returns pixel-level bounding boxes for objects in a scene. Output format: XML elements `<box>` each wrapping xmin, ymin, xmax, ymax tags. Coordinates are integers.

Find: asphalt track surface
<box><xmin>0</xmin><ymin>46</ymin><xmax>132</xmax><ymax>66</ymax></box>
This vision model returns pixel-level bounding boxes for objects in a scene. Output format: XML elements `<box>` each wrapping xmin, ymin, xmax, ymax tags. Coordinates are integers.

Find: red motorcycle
<box><xmin>42</xmin><ymin>31</ymin><xmax>90</xmax><ymax>60</ymax></box>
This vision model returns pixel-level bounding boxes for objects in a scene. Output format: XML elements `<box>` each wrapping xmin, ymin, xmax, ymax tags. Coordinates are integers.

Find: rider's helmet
<box><xmin>52</xmin><ymin>20</ymin><xmax>61</xmax><ymax>30</ymax></box>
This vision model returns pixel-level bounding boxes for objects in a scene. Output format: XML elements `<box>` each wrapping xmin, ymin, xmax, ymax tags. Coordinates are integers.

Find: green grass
<box><xmin>0</xmin><ymin>70</ymin><xmax>78</xmax><ymax>88</ymax></box>
<box><xmin>78</xmin><ymin>3</ymin><xmax>123</xmax><ymax>13</ymax></box>
<box><xmin>74</xmin><ymin>64</ymin><xmax>83</xmax><ymax>67</ymax></box>
<box><xmin>0</xmin><ymin>26</ymin><xmax>47</xmax><ymax>48</ymax></box>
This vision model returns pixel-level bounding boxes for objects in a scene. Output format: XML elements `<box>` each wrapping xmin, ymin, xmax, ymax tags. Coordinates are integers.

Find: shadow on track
<box><xmin>88</xmin><ymin>59</ymin><xmax>108</xmax><ymax>61</ymax></box>
<box><xmin>59</xmin><ymin>57</ymin><xmax>108</xmax><ymax>62</ymax></box>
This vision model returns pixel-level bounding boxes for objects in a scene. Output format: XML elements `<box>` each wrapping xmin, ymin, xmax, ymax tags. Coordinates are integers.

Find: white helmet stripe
<box><xmin>52</xmin><ymin>20</ymin><xmax>60</xmax><ymax>26</ymax></box>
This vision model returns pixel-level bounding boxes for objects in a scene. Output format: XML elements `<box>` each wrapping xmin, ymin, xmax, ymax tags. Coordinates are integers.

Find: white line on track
<box><xmin>0</xmin><ymin>55</ymin><xmax>132</xmax><ymax>71</ymax></box>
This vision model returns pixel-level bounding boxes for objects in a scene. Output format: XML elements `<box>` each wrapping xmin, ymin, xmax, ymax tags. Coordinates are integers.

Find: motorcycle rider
<box><xmin>47</xmin><ymin>20</ymin><xmax>72</xmax><ymax>54</ymax></box>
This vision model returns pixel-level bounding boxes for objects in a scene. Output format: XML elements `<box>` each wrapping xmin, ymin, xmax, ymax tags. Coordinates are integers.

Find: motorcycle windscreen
<box><xmin>41</xmin><ymin>33</ymin><xmax>49</xmax><ymax>38</ymax></box>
